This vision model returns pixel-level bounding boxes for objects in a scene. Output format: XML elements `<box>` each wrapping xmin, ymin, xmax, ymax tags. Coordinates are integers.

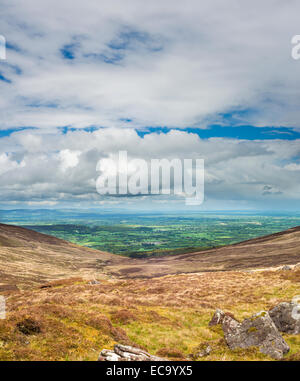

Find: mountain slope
<box><xmin>1</xmin><ymin>223</ymin><xmax>299</xmax><ymax>361</ymax></box>
<box><xmin>1</xmin><ymin>266</ymin><xmax>300</xmax><ymax>361</ymax></box>
<box><xmin>105</xmin><ymin>226</ymin><xmax>300</xmax><ymax>278</ymax></box>
<box><xmin>0</xmin><ymin>223</ymin><xmax>129</xmax><ymax>289</ymax></box>
<box><xmin>0</xmin><ymin>223</ymin><xmax>300</xmax><ymax>289</ymax></box>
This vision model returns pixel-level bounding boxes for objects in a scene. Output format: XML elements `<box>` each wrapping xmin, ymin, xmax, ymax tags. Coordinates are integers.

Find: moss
<box><xmin>283</xmin><ymin>351</ymin><xmax>300</xmax><ymax>361</ymax></box>
<box><xmin>250</xmin><ymin>311</ymin><xmax>267</xmax><ymax>321</ymax></box>
<box><xmin>247</xmin><ymin>327</ymin><xmax>258</xmax><ymax>333</ymax></box>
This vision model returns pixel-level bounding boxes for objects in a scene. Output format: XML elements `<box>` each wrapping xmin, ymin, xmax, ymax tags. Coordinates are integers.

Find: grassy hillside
<box><xmin>0</xmin><ymin>223</ymin><xmax>130</xmax><ymax>289</ymax></box>
<box><xmin>0</xmin><ymin>223</ymin><xmax>299</xmax><ymax>361</ymax></box>
<box><xmin>104</xmin><ymin>226</ymin><xmax>300</xmax><ymax>278</ymax></box>
<box><xmin>1</xmin><ymin>223</ymin><xmax>300</xmax><ymax>289</ymax></box>
<box><xmin>0</xmin><ymin>268</ymin><xmax>299</xmax><ymax>361</ymax></box>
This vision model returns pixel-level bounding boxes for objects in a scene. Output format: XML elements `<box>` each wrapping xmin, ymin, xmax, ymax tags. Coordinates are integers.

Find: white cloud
<box><xmin>284</xmin><ymin>163</ymin><xmax>300</xmax><ymax>171</ymax></box>
<box><xmin>27</xmin><ymin>201</ymin><xmax>58</xmax><ymax>206</ymax></box>
<box><xmin>58</xmin><ymin>149</ymin><xmax>81</xmax><ymax>171</ymax></box>
<box><xmin>0</xmin><ymin>2</ymin><xmax>300</xmax><ymax>209</ymax></box>
<box><xmin>0</xmin><ymin>128</ymin><xmax>298</xmax><ymax>209</ymax></box>
<box><xmin>0</xmin><ymin>153</ymin><xmax>25</xmax><ymax>175</ymax></box>
<box><xmin>0</xmin><ymin>0</ymin><xmax>300</xmax><ymax>129</ymax></box>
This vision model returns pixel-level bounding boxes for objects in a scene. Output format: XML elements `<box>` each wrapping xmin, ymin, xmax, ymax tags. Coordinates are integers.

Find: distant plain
<box><xmin>1</xmin><ymin>209</ymin><xmax>300</xmax><ymax>258</ymax></box>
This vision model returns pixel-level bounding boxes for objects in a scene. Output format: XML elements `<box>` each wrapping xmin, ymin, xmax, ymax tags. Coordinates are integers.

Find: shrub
<box><xmin>156</xmin><ymin>347</ymin><xmax>185</xmax><ymax>359</ymax></box>
<box><xmin>85</xmin><ymin>315</ymin><xmax>113</xmax><ymax>334</ymax></box>
<box><xmin>111</xmin><ymin>309</ymin><xmax>137</xmax><ymax>324</ymax></box>
<box><xmin>16</xmin><ymin>318</ymin><xmax>41</xmax><ymax>335</ymax></box>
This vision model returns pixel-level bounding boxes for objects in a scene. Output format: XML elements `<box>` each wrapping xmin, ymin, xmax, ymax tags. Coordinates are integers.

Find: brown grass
<box><xmin>16</xmin><ymin>318</ymin><xmax>42</xmax><ymax>335</ymax></box>
<box><xmin>1</xmin><ymin>223</ymin><xmax>300</xmax><ymax>292</ymax></box>
<box><xmin>156</xmin><ymin>347</ymin><xmax>185</xmax><ymax>359</ymax></box>
<box><xmin>110</xmin><ymin>309</ymin><xmax>138</xmax><ymax>324</ymax></box>
<box><xmin>280</xmin><ymin>269</ymin><xmax>300</xmax><ymax>283</ymax></box>
<box><xmin>39</xmin><ymin>278</ymin><xmax>84</xmax><ymax>289</ymax></box>
<box><xmin>0</xmin><ymin>266</ymin><xmax>299</xmax><ymax>361</ymax></box>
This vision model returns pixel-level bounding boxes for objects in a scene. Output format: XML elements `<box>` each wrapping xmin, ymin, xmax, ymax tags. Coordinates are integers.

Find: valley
<box><xmin>1</xmin><ymin>209</ymin><xmax>300</xmax><ymax>258</ymax></box>
<box><xmin>0</xmin><ymin>221</ymin><xmax>299</xmax><ymax>361</ymax></box>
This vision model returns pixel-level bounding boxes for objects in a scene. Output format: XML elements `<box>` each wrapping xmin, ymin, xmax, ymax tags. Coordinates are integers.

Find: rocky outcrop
<box><xmin>269</xmin><ymin>298</ymin><xmax>300</xmax><ymax>334</ymax></box>
<box><xmin>209</xmin><ymin>309</ymin><xmax>290</xmax><ymax>359</ymax></box>
<box><xmin>190</xmin><ymin>343</ymin><xmax>212</xmax><ymax>359</ymax></box>
<box><xmin>280</xmin><ymin>265</ymin><xmax>292</xmax><ymax>271</ymax></box>
<box><xmin>88</xmin><ymin>280</ymin><xmax>100</xmax><ymax>285</ymax></box>
<box><xmin>209</xmin><ymin>308</ymin><xmax>226</xmax><ymax>326</ymax></box>
<box><xmin>209</xmin><ymin>309</ymin><xmax>238</xmax><ymax>327</ymax></box>
<box><xmin>98</xmin><ymin>344</ymin><xmax>168</xmax><ymax>361</ymax></box>
<box><xmin>222</xmin><ymin>311</ymin><xmax>289</xmax><ymax>360</ymax></box>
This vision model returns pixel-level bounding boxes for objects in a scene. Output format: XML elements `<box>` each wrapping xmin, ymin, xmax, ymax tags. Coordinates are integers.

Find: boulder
<box><xmin>209</xmin><ymin>309</ymin><xmax>226</xmax><ymax>326</ymax></box>
<box><xmin>222</xmin><ymin>311</ymin><xmax>289</xmax><ymax>360</ymax></box>
<box><xmin>209</xmin><ymin>309</ymin><xmax>238</xmax><ymax>326</ymax></box>
<box><xmin>222</xmin><ymin>314</ymin><xmax>240</xmax><ymax>336</ymax></box>
<box><xmin>280</xmin><ymin>265</ymin><xmax>292</xmax><ymax>271</ymax></box>
<box><xmin>269</xmin><ymin>299</ymin><xmax>300</xmax><ymax>334</ymax></box>
<box><xmin>88</xmin><ymin>280</ymin><xmax>100</xmax><ymax>285</ymax></box>
<box><xmin>191</xmin><ymin>343</ymin><xmax>212</xmax><ymax>359</ymax></box>
<box><xmin>98</xmin><ymin>344</ymin><xmax>168</xmax><ymax>361</ymax></box>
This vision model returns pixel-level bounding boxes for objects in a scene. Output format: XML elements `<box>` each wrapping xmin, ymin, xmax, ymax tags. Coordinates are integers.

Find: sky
<box><xmin>0</xmin><ymin>0</ymin><xmax>300</xmax><ymax>210</ymax></box>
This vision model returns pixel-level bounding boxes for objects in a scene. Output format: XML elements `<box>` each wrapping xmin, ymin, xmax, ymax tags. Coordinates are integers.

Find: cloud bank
<box><xmin>0</xmin><ymin>128</ymin><xmax>299</xmax><ymax>209</ymax></box>
<box><xmin>1</xmin><ymin>1</ymin><xmax>300</xmax><ymax>209</ymax></box>
<box><xmin>1</xmin><ymin>0</ymin><xmax>300</xmax><ymax>129</ymax></box>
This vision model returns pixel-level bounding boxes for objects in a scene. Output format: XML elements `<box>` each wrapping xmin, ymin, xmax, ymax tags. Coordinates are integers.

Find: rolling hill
<box><xmin>105</xmin><ymin>225</ymin><xmax>300</xmax><ymax>278</ymax></box>
<box><xmin>0</xmin><ymin>223</ymin><xmax>129</xmax><ymax>289</ymax></box>
<box><xmin>0</xmin><ymin>223</ymin><xmax>299</xmax><ymax>361</ymax></box>
<box><xmin>0</xmin><ymin>223</ymin><xmax>300</xmax><ymax>289</ymax></box>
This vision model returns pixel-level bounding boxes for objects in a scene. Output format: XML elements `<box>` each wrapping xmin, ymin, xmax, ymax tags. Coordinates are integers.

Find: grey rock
<box><xmin>209</xmin><ymin>309</ymin><xmax>226</xmax><ymax>326</ymax></box>
<box><xmin>269</xmin><ymin>301</ymin><xmax>300</xmax><ymax>334</ymax></box>
<box><xmin>222</xmin><ymin>314</ymin><xmax>240</xmax><ymax>337</ymax></box>
<box><xmin>209</xmin><ymin>308</ymin><xmax>238</xmax><ymax>327</ymax></box>
<box><xmin>89</xmin><ymin>280</ymin><xmax>100</xmax><ymax>285</ymax></box>
<box><xmin>197</xmin><ymin>345</ymin><xmax>212</xmax><ymax>358</ymax></box>
<box><xmin>222</xmin><ymin>311</ymin><xmax>289</xmax><ymax>360</ymax></box>
<box><xmin>281</xmin><ymin>265</ymin><xmax>292</xmax><ymax>271</ymax></box>
<box><xmin>98</xmin><ymin>344</ymin><xmax>168</xmax><ymax>361</ymax></box>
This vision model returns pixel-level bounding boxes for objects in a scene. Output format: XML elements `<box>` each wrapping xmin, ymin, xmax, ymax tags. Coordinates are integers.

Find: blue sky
<box><xmin>137</xmin><ymin>126</ymin><xmax>300</xmax><ymax>141</ymax></box>
<box><xmin>2</xmin><ymin>123</ymin><xmax>300</xmax><ymax>142</ymax></box>
<box><xmin>0</xmin><ymin>1</ymin><xmax>300</xmax><ymax>210</ymax></box>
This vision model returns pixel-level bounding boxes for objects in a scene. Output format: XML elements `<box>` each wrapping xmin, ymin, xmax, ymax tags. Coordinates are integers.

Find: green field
<box><xmin>1</xmin><ymin>209</ymin><xmax>300</xmax><ymax>258</ymax></box>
